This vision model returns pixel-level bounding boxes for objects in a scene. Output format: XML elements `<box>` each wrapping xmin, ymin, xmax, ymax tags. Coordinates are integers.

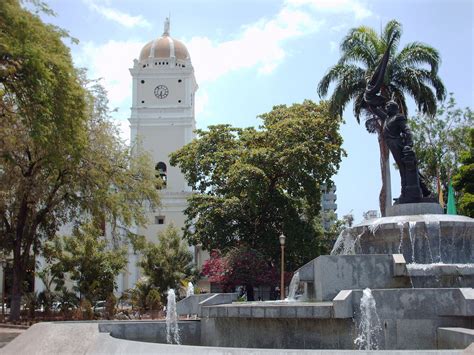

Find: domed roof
<box><xmin>139</xmin><ymin>18</ymin><xmax>190</xmax><ymax>63</ymax></box>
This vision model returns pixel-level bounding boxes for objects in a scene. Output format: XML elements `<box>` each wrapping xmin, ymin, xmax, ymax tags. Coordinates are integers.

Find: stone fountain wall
<box><xmin>334</xmin><ymin>215</ymin><xmax>474</xmax><ymax>264</ymax></box>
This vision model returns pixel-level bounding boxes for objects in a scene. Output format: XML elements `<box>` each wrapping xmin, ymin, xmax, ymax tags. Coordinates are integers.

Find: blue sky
<box><xmin>39</xmin><ymin>0</ymin><xmax>473</xmax><ymax>223</ymax></box>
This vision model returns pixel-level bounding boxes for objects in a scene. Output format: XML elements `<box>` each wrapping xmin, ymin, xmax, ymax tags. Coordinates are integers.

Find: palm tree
<box><xmin>318</xmin><ymin>20</ymin><xmax>446</xmax><ymax>216</ymax></box>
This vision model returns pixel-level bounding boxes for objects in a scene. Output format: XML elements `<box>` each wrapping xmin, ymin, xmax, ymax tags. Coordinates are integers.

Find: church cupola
<box><xmin>130</xmin><ymin>17</ymin><xmax>197</xmax><ymax>110</ymax></box>
<box><xmin>137</xmin><ymin>18</ymin><xmax>191</xmax><ymax>69</ymax></box>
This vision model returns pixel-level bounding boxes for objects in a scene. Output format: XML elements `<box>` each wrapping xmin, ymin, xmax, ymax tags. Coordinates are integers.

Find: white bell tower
<box><xmin>124</xmin><ymin>19</ymin><xmax>200</xmax><ymax>290</ymax></box>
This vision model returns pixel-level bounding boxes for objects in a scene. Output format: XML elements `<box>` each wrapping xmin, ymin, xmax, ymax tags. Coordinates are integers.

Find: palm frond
<box><xmin>416</xmin><ymin>83</ymin><xmax>437</xmax><ymax>116</ymax></box>
<box><xmin>327</xmin><ymin>69</ymin><xmax>366</xmax><ymax>118</ymax></box>
<box><xmin>340</xmin><ymin>26</ymin><xmax>380</xmax><ymax>67</ymax></box>
<box><xmin>352</xmin><ymin>91</ymin><xmax>367</xmax><ymax>123</ymax></box>
<box><xmin>393</xmin><ymin>67</ymin><xmax>446</xmax><ymax>105</ymax></box>
<box><xmin>394</xmin><ymin>70</ymin><xmax>437</xmax><ymax>116</ymax></box>
<box><xmin>395</xmin><ymin>42</ymin><xmax>441</xmax><ymax>74</ymax></box>
<box><xmin>317</xmin><ymin>64</ymin><xmax>365</xmax><ymax>98</ymax></box>
<box><xmin>318</xmin><ymin>64</ymin><xmax>342</xmax><ymax>98</ymax></box>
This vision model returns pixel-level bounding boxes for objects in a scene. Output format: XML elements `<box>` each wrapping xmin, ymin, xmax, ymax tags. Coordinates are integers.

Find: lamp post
<box><xmin>279</xmin><ymin>234</ymin><xmax>286</xmax><ymax>300</ymax></box>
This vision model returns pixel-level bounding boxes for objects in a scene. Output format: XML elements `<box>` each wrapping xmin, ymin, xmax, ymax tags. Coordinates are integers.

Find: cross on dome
<box><xmin>163</xmin><ymin>17</ymin><xmax>170</xmax><ymax>37</ymax></box>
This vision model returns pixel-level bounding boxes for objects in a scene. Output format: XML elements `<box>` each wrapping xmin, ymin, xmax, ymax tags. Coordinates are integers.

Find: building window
<box><xmin>155</xmin><ymin>161</ymin><xmax>167</xmax><ymax>188</ymax></box>
<box><xmin>155</xmin><ymin>216</ymin><xmax>165</xmax><ymax>225</ymax></box>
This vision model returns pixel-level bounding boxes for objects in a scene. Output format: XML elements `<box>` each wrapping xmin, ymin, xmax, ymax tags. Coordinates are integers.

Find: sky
<box><xmin>37</xmin><ymin>0</ymin><xmax>473</xmax><ymax>223</ymax></box>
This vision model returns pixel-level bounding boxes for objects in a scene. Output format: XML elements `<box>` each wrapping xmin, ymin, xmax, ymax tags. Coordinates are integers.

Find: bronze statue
<box><xmin>363</xmin><ymin>38</ymin><xmax>431</xmax><ymax>203</ymax></box>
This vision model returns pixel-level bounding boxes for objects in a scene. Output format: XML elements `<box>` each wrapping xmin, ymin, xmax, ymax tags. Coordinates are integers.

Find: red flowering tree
<box><xmin>202</xmin><ymin>246</ymin><xmax>280</xmax><ymax>301</ymax></box>
<box><xmin>201</xmin><ymin>250</ymin><xmax>227</xmax><ymax>285</ymax></box>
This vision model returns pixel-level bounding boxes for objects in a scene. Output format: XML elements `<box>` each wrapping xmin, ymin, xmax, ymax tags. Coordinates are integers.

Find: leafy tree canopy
<box><xmin>139</xmin><ymin>224</ymin><xmax>194</xmax><ymax>299</ymax></box>
<box><xmin>410</xmin><ymin>93</ymin><xmax>473</xmax><ymax>193</ymax></box>
<box><xmin>43</xmin><ymin>223</ymin><xmax>127</xmax><ymax>304</ymax></box>
<box><xmin>453</xmin><ymin>128</ymin><xmax>474</xmax><ymax>217</ymax></box>
<box><xmin>0</xmin><ymin>0</ymin><xmax>160</xmax><ymax>320</ymax></box>
<box><xmin>170</xmin><ymin>100</ymin><xmax>344</xmax><ymax>269</ymax></box>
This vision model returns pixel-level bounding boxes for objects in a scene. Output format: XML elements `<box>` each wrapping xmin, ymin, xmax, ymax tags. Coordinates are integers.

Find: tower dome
<box><xmin>138</xmin><ymin>18</ymin><xmax>191</xmax><ymax>64</ymax></box>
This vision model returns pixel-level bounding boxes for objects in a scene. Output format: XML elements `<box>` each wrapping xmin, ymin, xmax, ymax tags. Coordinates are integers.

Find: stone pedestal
<box><xmin>386</xmin><ymin>202</ymin><xmax>443</xmax><ymax>216</ymax></box>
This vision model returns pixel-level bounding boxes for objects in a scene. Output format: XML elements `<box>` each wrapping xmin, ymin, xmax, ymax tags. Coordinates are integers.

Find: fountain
<box><xmin>186</xmin><ymin>282</ymin><xmax>194</xmax><ymax>297</ymax></box>
<box><xmin>165</xmin><ymin>289</ymin><xmax>180</xmax><ymax>345</ymax></box>
<box><xmin>354</xmin><ymin>288</ymin><xmax>383</xmax><ymax>350</ymax></box>
<box><xmin>285</xmin><ymin>271</ymin><xmax>300</xmax><ymax>301</ymax></box>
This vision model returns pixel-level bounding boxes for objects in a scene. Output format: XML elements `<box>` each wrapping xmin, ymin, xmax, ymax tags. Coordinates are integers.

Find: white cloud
<box><xmin>75</xmin><ymin>40</ymin><xmax>143</xmax><ymax>109</ymax></box>
<box><xmin>329</xmin><ymin>41</ymin><xmax>338</xmax><ymax>53</ymax></box>
<box><xmin>286</xmin><ymin>0</ymin><xmax>372</xmax><ymax>19</ymax></box>
<box><xmin>195</xmin><ymin>90</ymin><xmax>209</xmax><ymax>117</ymax></box>
<box><xmin>83</xmin><ymin>0</ymin><xmax>151</xmax><ymax>28</ymax></box>
<box><xmin>187</xmin><ymin>6</ymin><xmax>324</xmax><ymax>84</ymax></box>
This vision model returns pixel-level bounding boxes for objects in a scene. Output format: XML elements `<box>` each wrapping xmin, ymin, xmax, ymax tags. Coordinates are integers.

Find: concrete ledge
<box><xmin>177</xmin><ymin>293</ymin><xmax>238</xmax><ymax>317</ymax></box>
<box><xmin>459</xmin><ymin>288</ymin><xmax>474</xmax><ymax>316</ymax></box>
<box><xmin>438</xmin><ymin>328</ymin><xmax>474</xmax><ymax>349</ymax></box>
<box><xmin>299</xmin><ymin>259</ymin><xmax>315</xmax><ymax>281</ymax></box>
<box><xmin>202</xmin><ymin>302</ymin><xmax>334</xmax><ymax>319</ymax></box>
<box><xmin>393</xmin><ymin>254</ymin><xmax>407</xmax><ymax>276</ymax></box>
<box><xmin>407</xmin><ymin>264</ymin><xmax>474</xmax><ymax>277</ymax></box>
<box><xmin>176</xmin><ymin>293</ymin><xmax>215</xmax><ymax>315</ymax></box>
<box><xmin>333</xmin><ymin>290</ymin><xmax>353</xmax><ymax>318</ymax></box>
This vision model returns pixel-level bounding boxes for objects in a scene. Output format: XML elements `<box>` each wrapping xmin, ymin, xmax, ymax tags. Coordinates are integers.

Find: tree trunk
<box><xmin>10</xmin><ymin>252</ymin><xmax>24</xmax><ymax>322</ymax></box>
<box><xmin>378</xmin><ymin>133</ymin><xmax>391</xmax><ymax>217</ymax></box>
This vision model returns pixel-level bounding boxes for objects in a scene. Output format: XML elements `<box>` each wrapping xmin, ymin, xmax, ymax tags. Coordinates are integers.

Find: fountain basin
<box><xmin>4</xmin><ymin>321</ymin><xmax>469</xmax><ymax>354</ymax></box>
<box><xmin>99</xmin><ymin>320</ymin><xmax>201</xmax><ymax>345</ymax></box>
<box><xmin>334</xmin><ymin>214</ymin><xmax>474</xmax><ymax>264</ymax></box>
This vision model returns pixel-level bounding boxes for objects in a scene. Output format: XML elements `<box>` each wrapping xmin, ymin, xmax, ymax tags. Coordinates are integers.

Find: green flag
<box><xmin>447</xmin><ymin>179</ymin><xmax>457</xmax><ymax>215</ymax></box>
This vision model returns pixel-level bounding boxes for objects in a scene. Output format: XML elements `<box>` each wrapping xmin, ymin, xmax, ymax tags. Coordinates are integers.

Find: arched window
<box><xmin>155</xmin><ymin>162</ymin><xmax>167</xmax><ymax>189</ymax></box>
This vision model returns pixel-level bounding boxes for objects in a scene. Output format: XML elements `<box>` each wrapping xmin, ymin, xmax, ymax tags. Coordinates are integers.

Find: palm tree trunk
<box><xmin>378</xmin><ymin>133</ymin><xmax>392</xmax><ymax>216</ymax></box>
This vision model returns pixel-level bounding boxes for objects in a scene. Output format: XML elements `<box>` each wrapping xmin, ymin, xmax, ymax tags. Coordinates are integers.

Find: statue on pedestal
<box><xmin>363</xmin><ymin>39</ymin><xmax>431</xmax><ymax>204</ymax></box>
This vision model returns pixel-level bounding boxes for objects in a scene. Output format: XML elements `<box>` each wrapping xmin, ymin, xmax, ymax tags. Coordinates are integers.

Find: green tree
<box><xmin>0</xmin><ymin>1</ymin><xmax>159</xmax><ymax>320</ymax></box>
<box><xmin>318</xmin><ymin>20</ymin><xmax>446</xmax><ymax>216</ymax></box>
<box><xmin>45</xmin><ymin>223</ymin><xmax>127</xmax><ymax>304</ymax></box>
<box><xmin>139</xmin><ymin>224</ymin><xmax>194</xmax><ymax>298</ymax></box>
<box><xmin>453</xmin><ymin>128</ymin><xmax>474</xmax><ymax>217</ymax></box>
<box><xmin>170</xmin><ymin>100</ymin><xmax>344</xmax><ymax>270</ymax></box>
<box><xmin>409</xmin><ymin>94</ymin><xmax>473</xmax><ymax>195</ymax></box>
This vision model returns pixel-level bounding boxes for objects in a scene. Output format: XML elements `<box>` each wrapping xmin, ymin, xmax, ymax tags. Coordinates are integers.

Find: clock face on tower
<box><xmin>154</xmin><ymin>85</ymin><xmax>169</xmax><ymax>99</ymax></box>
